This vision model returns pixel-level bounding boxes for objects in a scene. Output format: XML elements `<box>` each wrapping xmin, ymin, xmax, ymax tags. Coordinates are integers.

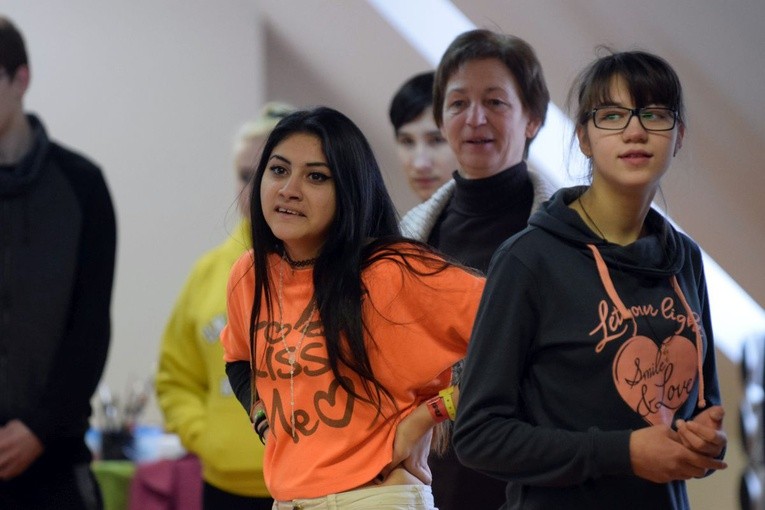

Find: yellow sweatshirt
<box><xmin>156</xmin><ymin>221</ymin><xmax>268</xmax><ymax>497</ymax></box>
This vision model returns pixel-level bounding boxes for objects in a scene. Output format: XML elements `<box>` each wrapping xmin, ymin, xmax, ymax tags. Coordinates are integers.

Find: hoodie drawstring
<box><xmin>587</xmin><ymin>244</ymin><xmax>706</xmax><ymax>409</ymax></box>
<box><xmin>587</xmin><ymin>245</ymin><xmax>630</xmax><ymax>319</ymax></box>
<box><xmin>671</xmin><ymin>275</ymin><xmax>706</xmax><ymax>408</ymax></box>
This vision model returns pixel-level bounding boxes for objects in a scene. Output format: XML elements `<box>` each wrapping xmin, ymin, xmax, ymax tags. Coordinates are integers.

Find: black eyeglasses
<box><xmin>590</xmin><ymin>106</ymin><xmax>678</xmax><ymax>131</ymax></box>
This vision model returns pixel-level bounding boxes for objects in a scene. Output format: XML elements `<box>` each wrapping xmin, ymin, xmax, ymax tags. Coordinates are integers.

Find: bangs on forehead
<box><xmin>583</xmin><ymin>57</ymin><xmax>681</xmax><ymax>110</ymax></box>
<box><xmin>570</xmin><ymin>49</ymin><xmax>684</xmax><ymax>130</ymax></box>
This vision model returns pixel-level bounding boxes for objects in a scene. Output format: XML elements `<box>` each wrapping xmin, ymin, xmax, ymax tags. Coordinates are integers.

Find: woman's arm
<box><xmin>454</xmin><ymin>249</ymin><xmax>635</xmax><ymax>486</ymax></box>
<box><xmin>220</xmin><ymin>255</ymin><xmax>257</xmax><ymax>415</ymax></box>
<box><xmin>383</xmin><ymin>403</ymin><xmax>435</xmax><ymax>484</ymax></box>
<box><xmin>379</xmin><ymin>388</ymin><xmax>460</xmax><ymax>485</ymax></box>
<box><xmin>155</xmin><ymin>274</ymin><xmax>210</xmax><ymax>452</ymax></box>
<box><xmin>226</xmin><ymin>360</ymin><xmax>253</xmax><ymax>413</ymax></box>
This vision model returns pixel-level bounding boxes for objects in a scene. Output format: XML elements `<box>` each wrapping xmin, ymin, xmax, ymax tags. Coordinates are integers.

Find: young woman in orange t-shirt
<box><xmin>221</xmin><ymin>106</ymin><xmax>483</xmax><ymax>509</ymax></box>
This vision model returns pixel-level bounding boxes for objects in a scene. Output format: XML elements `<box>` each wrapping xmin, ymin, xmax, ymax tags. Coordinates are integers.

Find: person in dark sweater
<box><xmin>400</xmin><ymin>29</ymin><xmax>555</xmax><ymax>510</ymax></box>
<box><xmin>0</xmin><ymin>16</ymin><xmax>116</xmax><ymax>510</ymax></box>
<box><xmin>454</xmin><ymin>50</ymin><xmax>727</xmax><ymax>509</ymax></box>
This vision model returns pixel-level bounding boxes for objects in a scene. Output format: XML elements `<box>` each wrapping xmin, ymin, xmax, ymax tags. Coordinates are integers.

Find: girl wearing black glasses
<box><xmin>454</xmin><ymin>50</ymin><xmax>727</xmax><ymax>510</ymax></box>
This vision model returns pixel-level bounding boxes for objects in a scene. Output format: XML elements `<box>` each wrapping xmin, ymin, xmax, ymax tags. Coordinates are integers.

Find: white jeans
<box><xmin>272</xmin><ymin>484</ymin><xmax>436</xmax><ymax>510</ymax></box>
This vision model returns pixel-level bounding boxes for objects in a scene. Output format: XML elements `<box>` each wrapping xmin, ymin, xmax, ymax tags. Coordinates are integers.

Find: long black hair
<box><xmin>247</xmin><ymin>106</ymin><xmax>451</xmax><ymax>414</ymax></box>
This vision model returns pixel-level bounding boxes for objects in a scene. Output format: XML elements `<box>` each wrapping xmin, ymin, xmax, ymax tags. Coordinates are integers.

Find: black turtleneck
<box><xmin>428</xmin><ymin>161</ymin><xmax>534</xmax><ymax>273</ymax></box>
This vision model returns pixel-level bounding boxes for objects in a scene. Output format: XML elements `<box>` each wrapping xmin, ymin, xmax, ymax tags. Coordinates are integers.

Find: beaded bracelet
<box><xmin>253</xmin><ymin>409</ymin><xmax>267</xmax><ymax>429</ymax></box>
<box><xmin>251</xmin><ymin>398</ymin><xmax>267</xmax><ymax>433</ymax></box>
<box><xmin>253</xmin><ymin>409</ymin><xmax>269</xmax><ymax>444</ymax></box>
<box><xmin>256</xmin><ymin>426</ymin><xmax>269</xmax><ymax>445</ymax></box>
<box><xmin>255</xmin><ymin>421</ymin><xmax>269</xmax><ymax>445</ymax></box>
<box><xmin>250</xmin><ymin>398</ymin><xmax>265</xmax><ymax>423</ymax></box>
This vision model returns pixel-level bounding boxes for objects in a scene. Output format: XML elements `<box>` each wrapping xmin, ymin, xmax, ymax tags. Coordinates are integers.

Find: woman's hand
<box><xmin>378</xmin><ymin>403</ymin><xmax>435</xmax><ymax>484</ymax></box>
<box><xmin>676</xmin><ymin>405</ymin><xmax>727</xmax><ymax>462</ymax></box>
<box><xmin>395</xmin><ymin>423</ymin><xmax>433</xmax><ymax>484</ymax></box>
<box><xmin>630</xmin><ymin>424</ymin><xmax>727</xmax><ymax>483</ymax></box>
<box><xmin>0</xmin><ymin>420</ymin><xmax>44</xmax><ymax>481</ymax></box>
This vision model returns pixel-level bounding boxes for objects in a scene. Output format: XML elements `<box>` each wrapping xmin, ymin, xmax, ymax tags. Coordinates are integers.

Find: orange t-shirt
<box><xmin>221</xmin><ymin>249</ymin><xmax>484</xmax><ymax>500</ymax></box>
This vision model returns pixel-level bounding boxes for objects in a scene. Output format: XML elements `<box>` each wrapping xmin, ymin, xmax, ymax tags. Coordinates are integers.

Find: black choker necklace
<box><xmin>283</xmin><ymin>252</ymin><xmax>318</xmax><ymax>268</ymax></box>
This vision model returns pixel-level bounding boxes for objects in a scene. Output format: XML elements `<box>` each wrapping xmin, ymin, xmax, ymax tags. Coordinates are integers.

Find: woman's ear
<box><xmin>525</xmin><ymin>117</ymin><xmax>542</xmax><ymax>139</ymax></box>
<box><xmin>577</xmin><ymin>125</ymin><xmax>592</xmax><ymax>158</ymax></box>
<box><xmin>10</xmin><ymin>64</ymin><xmax>31</xmax><ymax>97</ymax></box>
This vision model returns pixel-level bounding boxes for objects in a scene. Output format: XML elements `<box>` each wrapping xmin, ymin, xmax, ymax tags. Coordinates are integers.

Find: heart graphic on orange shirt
<box><xmin>314</xmin><ymin>376</ymin><xmax>356</xmax><ymax>428</ymax></box>
<box><xmin>612</xmin><ymin>335</ymin><xmax>697</xmax><ymax>426</ymax></box>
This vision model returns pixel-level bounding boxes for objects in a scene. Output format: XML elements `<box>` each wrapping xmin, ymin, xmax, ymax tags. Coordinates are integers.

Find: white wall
<box><xmin>2</xmin><ymin>0</ymin><xmax>265</xmax><ymax>422</ymax></box>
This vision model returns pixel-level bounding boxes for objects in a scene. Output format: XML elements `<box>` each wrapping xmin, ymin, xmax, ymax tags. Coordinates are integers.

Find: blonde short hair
<box><xmin>236</xmin><ymin>101</ymin><xmax>296</xmax><ymax>142</ymax></box>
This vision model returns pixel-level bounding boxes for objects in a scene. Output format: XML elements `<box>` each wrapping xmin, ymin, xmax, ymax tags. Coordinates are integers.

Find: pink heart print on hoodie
<box><xmin>587</xmin><ymin>244</ymin><xmax>707</xmax><ymax>426</ymax></box>
<box><xmin>614</xmin><ymin>334</ymin><xmax>697</xmax><ymax>426</ymax></box>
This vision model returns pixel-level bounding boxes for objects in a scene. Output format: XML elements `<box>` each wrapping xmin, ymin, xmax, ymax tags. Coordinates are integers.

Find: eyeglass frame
<box><xmin>589</xmin><ymin>106</ymin><xmax>678</xmax><ymax>132</ymax></box>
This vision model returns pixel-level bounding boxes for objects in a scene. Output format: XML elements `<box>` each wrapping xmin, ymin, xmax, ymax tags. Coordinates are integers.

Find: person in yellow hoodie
<box><xmin>155</xmin><ymin>102</ymin><xmax>295</xmax><ymax>510</ymax></box>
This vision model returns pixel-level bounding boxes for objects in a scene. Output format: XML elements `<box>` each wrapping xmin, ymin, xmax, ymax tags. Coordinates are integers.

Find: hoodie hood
<box><xmin>0</xmin><ymin>114</ymin><xmax>51</xmax><ymax>198</ymax></box>
<box><xmin>529</xmin><ymin>186</ymin><xmax>685</xmax><ymax>278</ymax></box>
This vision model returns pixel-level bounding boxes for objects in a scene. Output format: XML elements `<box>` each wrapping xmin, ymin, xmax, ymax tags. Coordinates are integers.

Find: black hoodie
<box><xmin>454</xmin><ymin>187</ymin><xmax>721</xmax><ymax>510</ymax></box>
<box><xmin>0</xmin><ymin>115</ymin><xmax>116</xmax><ymax>471</ymax></box>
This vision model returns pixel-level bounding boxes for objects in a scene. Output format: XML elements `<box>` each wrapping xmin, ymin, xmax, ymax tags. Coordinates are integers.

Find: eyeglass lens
<box><xmin>593</xmin><ymin>107</ymin><xmax>676</xmax><ymax>131</ymax></box>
